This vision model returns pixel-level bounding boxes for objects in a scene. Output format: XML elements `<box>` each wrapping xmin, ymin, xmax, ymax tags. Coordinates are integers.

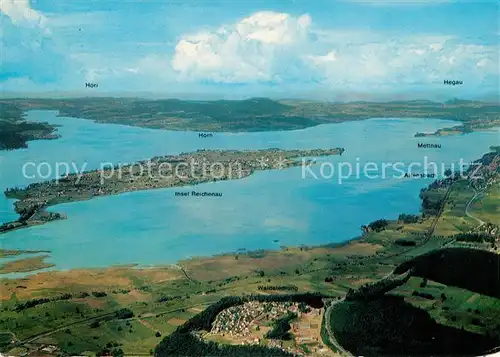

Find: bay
<box><xmin>0</xmin><ymin>110</ymin><xmax>498</xmax><ymax>271</ymax></box>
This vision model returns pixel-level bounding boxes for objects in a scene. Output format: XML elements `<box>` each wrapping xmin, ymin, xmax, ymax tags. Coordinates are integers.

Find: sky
<box><xmin>1</xmin><ymin>0</ymin><xmax>499</xmax><ymax>100</ymax></box>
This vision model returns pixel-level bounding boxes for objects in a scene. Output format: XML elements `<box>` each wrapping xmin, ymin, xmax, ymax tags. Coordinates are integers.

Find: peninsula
<box><xmin>415</xmin><ymin>118</ymin><xmax>500</xmax><ymax>137</ymax></box>
<box><xmin>0</xmin><ymin>103</ymin><xmax>59</xmax><ymax>150</ymax></box>
<box><xmin>1</xmin><ymin>147</ymin><xmax>344</xmax><ymax>233</ymax></box>
<box><xmin>1</xmin><ymin>98</ymin><xmax>498</xmax><ymax>150</ymax></box>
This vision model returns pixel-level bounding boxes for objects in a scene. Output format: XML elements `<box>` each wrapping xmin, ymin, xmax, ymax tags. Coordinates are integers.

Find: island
<box><xmin>1</xmin><ymin>147</ymin><xmax>345</xmax><ymax>233</ymax></box>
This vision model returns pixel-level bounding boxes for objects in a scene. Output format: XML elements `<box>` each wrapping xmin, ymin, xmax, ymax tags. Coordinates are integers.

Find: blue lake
<box><xmin>0</xmin><ymin>110</ymin><xmax>498</xmax><ymax>272</ymax></box>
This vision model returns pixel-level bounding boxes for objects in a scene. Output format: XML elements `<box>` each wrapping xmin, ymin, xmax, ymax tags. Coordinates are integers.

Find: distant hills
<box><xmin>1</xmin><ymin>97</ymin><xmax>498</xmax><ymax>150</ymax></box>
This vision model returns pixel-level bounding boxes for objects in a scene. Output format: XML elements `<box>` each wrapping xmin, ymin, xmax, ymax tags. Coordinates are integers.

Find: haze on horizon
<box><xmin>1</xmin><ymin>0</ymin><xmax>499</xmax><ymax>101</ymax></box>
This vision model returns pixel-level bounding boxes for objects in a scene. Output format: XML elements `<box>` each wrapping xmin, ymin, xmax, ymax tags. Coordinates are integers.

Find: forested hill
<box><xmin>0</xmin><ymin>103</ymin><xmax>58</xmax><ymax>150</ymax></box>
<box><xmin>1</xmin><ymin>97</ymin><xmax>499</xmax><ymax>133</ymax></box>
<box><xmin>394</xmin><ymin>248</ymin><xmax>500</xmax><ymax>298</ymax></box>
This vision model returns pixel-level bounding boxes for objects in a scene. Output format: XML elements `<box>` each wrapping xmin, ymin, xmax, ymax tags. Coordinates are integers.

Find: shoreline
<box><xmin>1</xmin><ymin>147</ymin><xmax>345</xmax><ymax>235</ymax></box>
<box><xmin>1</xmin><ymin>99</ymin><xmax>499</xmax><ymax>152</ymax></box>
<box><xmin>2</xmin><ymin>148</ymin><xmax>497</xmax><ymax>278</ymax></box>
<box><xmin>0</xmin><ymin>232</ymin><xmax>370</xmax><ymax>279</ymax></box>
<box><xmin>0</xmin><ymin>103</ymin><xmax>60</xmax><ymax>151</ymax></box>
<box><xmin>1</xmin><ymin>148</ymin><xmax>498</xmax><ymax>355</ymax></box>
<box><xmin>0</xmin><ymin>192</ymin><xmax>429</xmax><ymax>279</ymax></box>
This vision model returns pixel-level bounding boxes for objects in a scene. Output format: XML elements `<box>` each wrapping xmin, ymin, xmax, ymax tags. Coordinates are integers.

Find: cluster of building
<box><xmin>211</xmin><ymin>301</ymin><xmax>298</xmax><ymax>337</ymax></box>
<box><xmin>209</xmin><ymin>302</ymin><xmax>329</xmax><ymax>356</ymax></box>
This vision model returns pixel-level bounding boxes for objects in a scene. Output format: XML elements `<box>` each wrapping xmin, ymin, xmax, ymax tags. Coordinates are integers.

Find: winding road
<box><xmin>323</xmin><ymin>299</ymin><xmax>351</xmax><ymax>356</ymax></box>
<box><xmin>465</xmin><ymin>188</ymin><xmax>486</xmax><ymax>225</ymax></box>
<box><xmin>321</xmin><ymin>182</ymin><xmax>457</xmax><ymax>356</ymax></box>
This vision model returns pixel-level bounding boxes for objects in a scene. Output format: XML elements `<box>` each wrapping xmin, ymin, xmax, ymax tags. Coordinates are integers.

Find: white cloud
<box><xmin>305</xmin><ymin>37</ymin><xmax>498</xmax><ymax>88</ymax></box>
<box><xmin>307</xmin><ymin>51</ymin><xmax>337</xmax><ymax>64</ymax></box>
<box><xmin>0</xmin><ymin>0</ymin><xmax>48</xmax><ymax>29</ymax></box>
<box><xmin>66</xmin><ymin>52</ymin><xmax>177</xmax><ymax>91</ymax></box>
<box><xmin>171</xmin><ymin>11</ymin><xmax>499</xmax><ymax>90</ymax></box>
<box><xmin>236</xmin><ymin>11</ymin><xmax>311</xmax><ymax>44</ymax></box>
<box><xmin>172</xmin><ymin>11</ymin><xmax>311</xmax><ymax>83</ymax></box>
<box><xmin>2</xmin><ymin>5</ymin><xmax>497</xmax><ymax>94</ymax></box>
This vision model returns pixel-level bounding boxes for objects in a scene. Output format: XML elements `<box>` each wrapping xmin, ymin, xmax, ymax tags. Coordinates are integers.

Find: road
<box><xmin>465</xmin><ymin>188</ymin><xmax>486</xmax><ymax>225</ymax></box>
<box><xmin>320</xmin><ymin>182</ymin><xmax>456</xmax><ymax>356</ymax></box>
<box><xmin>323</xmin><ymin>299</ymin><xmax>351</xmax><ymax>356</ymax></box>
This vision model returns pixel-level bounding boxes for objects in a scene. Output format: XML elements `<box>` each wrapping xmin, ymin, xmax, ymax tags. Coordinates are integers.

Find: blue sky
<box><xmin>1</xmin><ymin>0</ymin><xmax>499</xmax><ymax>100</ymax></box>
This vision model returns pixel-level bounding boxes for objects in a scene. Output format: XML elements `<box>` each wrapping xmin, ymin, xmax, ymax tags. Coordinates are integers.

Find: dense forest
<box><xmin>362</xmin><ymin>219</ymin><xmax>389</xmax><ymax>233</ymax></box>
<box><xmin>0</xmin><ymin>103</ymin><xmax>57</xmax><ymax>150</ymax></box>
<box><xmin>346</xmin><ymin>271</ymin><xmax>411</xmax><ymax>301</ymax></box>
<box><xmin>398</xmin><ymin>214</ymin><xmax>420</xmax><ymax>223</ymax></box>
<box><xmin>154</xmin><ymin>331</ymin><xmax>294</xmax><ymax>357</ymax></box>
<box><xmin>265</xmin><ymin>312</ymin><xmax>297</xmax><ymax>340</ymax></box>
<box><xmin>329</xmin><ymin>296</ymin><xmax>499</xmax><ymax>356</ymax></box>
<box><xmin>394</xmin><ymin>248</ymin><xmax>500</xmax><ymax>298</ymax></box>
<box><xmin>367</xmin><ymin>219</ymin><xmax>389</xmax><ymax>232</ymax></box>
<box><xmin>421</xmin><ymin>196</ymin><xmax>445</xmax><ymax>216</ymax></box>
<box><xmin>455</xmin><ymin>233</ymin><xmax>496</xmax><ymax>243</ymax></box>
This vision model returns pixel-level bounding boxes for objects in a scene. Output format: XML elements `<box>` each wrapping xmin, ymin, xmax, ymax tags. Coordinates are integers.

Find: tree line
<box><xmin>395</xmin><ymin>248</ymin><xmax>500</xmax><ymax>298</ymax></box>
<box><xmin>155</xmin><ymin>293</ymin><xmax>326</xmax><ymax>356</ymax></box>
<box><xmin>13</xmin><ymin>291</ymin><xmax>108</xmax><ymax>311</ymax></box>
<box><xmin>265</xmin><ymin>311</ymin><xmax>297</xmax><ymax>340</ymax></box>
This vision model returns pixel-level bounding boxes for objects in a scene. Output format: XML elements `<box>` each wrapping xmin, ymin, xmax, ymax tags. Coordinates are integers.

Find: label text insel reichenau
<box><xmin>175</xmin><ymin>191</ymin><xmax>223</xmax><ymax>197</ymax></box>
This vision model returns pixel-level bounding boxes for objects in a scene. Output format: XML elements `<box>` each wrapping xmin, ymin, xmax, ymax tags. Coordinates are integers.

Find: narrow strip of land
<box><xmin>1</xmin><ymin>147</ymin><xmax>344</xmax><ymax>234</ymax></box>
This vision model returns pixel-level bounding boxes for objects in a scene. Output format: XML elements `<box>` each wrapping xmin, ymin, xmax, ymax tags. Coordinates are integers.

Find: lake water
<box><xmin>1</xmin><ymin>110</ymin><xmax>498</xmax><ymax>272</ymax></box>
